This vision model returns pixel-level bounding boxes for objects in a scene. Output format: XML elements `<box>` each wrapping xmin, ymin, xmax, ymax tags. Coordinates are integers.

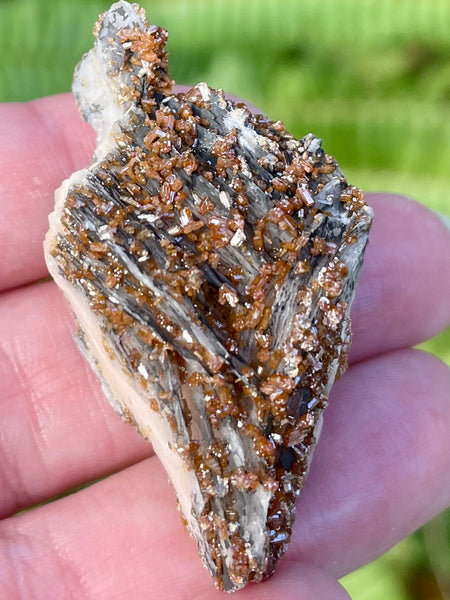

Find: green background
<box><xmin>1</xmin><ymin>0</ymin><xmax>449</xmax><ymax>597</ymax></box>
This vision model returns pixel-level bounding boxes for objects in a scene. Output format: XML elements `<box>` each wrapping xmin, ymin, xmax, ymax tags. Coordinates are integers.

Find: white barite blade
<box><xmin>45</xmin><ymin>1</ymin><xmax>373</xmax><ymax>592</ymax></box>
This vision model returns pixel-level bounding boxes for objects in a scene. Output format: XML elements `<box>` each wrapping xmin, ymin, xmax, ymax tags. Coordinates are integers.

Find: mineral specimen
<box><xmin>44</xmin><ymin>0</ymin><xmax>373</xmax><ymax>592</ymax></box>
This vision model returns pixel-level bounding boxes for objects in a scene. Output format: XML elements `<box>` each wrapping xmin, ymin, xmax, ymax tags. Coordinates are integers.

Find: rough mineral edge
<box><xmin>44</xmin><ymin>0</ymin><xmax>373</xmax><ymax>592</ymax></box>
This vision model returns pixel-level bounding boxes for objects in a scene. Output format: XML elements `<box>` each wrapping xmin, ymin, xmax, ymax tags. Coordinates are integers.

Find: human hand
<box><xmin>0</xmin><ymin>92</ymin><xmax>449</xmax><ymax>599</ymax></box>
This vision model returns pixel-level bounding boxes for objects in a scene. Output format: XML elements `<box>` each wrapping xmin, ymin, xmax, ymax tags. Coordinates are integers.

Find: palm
<box><xmin>1</xmin><ymin>93</ymin><xmax>449</xmax><ymax>600</ymax></box>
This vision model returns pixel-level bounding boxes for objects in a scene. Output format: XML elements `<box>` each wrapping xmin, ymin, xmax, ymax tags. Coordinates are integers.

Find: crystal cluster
<box><xmin>44</xmin><ymin>1</ymin><xmax>373</xmax><ymax>592</ymax></box>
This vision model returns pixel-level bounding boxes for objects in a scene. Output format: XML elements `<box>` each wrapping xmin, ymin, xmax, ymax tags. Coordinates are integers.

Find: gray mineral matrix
<box><xmin>44</xmin><ymin>1</ymin><xmax>373</xmax><ymax>592</ymax></box>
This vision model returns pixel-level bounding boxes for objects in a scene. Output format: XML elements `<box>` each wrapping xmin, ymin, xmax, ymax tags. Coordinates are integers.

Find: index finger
<box><xmin>0</xmin><ymin>93</ymin><xmax>94</xmax><ymax>290</ymax></box>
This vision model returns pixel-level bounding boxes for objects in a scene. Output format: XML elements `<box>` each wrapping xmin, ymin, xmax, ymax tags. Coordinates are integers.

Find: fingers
<box><xmin>192</xmin><ymin>563</ymin><xmax>351</xmax><ymax>600</ymax></box>
<box><xmin>1</xmin><ymin>348</ymin><xmax>449</xmax><ymax>598</ymax></box>
<box><xmin>0</xmin><ymin>94</ymin><xmax>95</xmax><ymax>291</ymax></box>
<box><xmin>0</xmin><ymin>460</ymin><xmax>349</xmax><ymax>600</ymax></box>
<box><xmin>0</xmin><ymin>280</ymin><xmax>150</xmax><ymax>518</ymax></box>
<box><xmin>1</xmin><ymin>94</ymin><xmax>449</xmax><ymax>355</ymax></box>
<box><xmin>291</xmin><ymin>348</ymin><xmax>450</xmax><ymax>578</ymax></box>
<box><xmin>1</xmin><ymin>201</ymin><xmax>449</xmax><ymax>517</ymax></box>
<box><xmin>349</xmin><ymin>193</ymin><xmax>450</xmax><ymax>363</ymax></box>
<box><xmin>1</xmin><ymin>92</ymin><xmax>449</xmax><ymax>526</ymax></box>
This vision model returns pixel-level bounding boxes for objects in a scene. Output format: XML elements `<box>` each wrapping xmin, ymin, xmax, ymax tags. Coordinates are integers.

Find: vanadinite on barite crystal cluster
<box><xmin>44</xmin><ymin>1</ymin><xmax>373</xmax><ymax>592</ymax></box>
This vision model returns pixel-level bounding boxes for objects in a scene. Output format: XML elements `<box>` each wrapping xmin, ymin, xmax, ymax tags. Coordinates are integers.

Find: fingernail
<box><xmin>432</xmin><ymin>209</ymin><xmax>450</xmax><ymax>233</ymax></box>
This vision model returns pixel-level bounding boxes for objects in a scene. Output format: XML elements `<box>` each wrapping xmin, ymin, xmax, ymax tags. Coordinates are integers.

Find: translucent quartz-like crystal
<box><xmin>44</xmin><ymin>1</ymin><xmax>373</xmax><ymax>592</ymax></box>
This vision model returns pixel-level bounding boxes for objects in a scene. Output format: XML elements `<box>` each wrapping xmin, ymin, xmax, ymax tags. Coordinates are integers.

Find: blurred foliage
<box><xmin>1</xmin><ymin>0</ymin><xmax>450</xmax><ymax>212</ymax></box>
<box><xmin>0</xmin><ymin>0</ymin><xmax>449</xmax><ymax>598</ymax></box>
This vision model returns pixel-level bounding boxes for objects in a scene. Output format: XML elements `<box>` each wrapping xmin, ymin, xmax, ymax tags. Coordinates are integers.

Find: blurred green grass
<box><xmin>1</xmin><ymin>0</ymin><xmax>450</xmax><ymax>214</ymax></box>
<box><xmin>1</xmin><ymin>0</ymin><xmax>449</xmax><ymax>598</ymax></box>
